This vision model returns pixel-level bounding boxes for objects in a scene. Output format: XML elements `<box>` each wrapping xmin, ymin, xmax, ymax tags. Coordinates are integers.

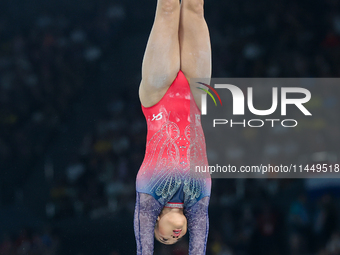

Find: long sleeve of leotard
<box><xmin>134</xmin><ymin>192</ymin><xmax>163</xmax><ymax>255</ymax></box>
<box><xmin>184</xmin><ymin>196</ymin><xmax>210</xmax><ymax>255</ymax></box>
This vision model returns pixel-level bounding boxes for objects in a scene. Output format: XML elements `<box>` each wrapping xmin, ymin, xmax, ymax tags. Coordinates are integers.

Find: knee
<box><xmin>158</xmin><ymin>0</ymin><xmax>180</xmax><ymax>14</ymax></box>
<box><xmin>183</xmin><ymin>0</ymin><xmax>204</xmax><ymax>16</ymax></box>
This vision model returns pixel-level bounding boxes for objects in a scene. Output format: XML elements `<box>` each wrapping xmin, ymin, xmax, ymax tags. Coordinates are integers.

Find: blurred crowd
<box><xmin>0</xmin><ymin>0</ymin><xmax>125</xmax><ymax>197</ymax></box>
<box><xmin>47</xmin><ymin>95</ymin><xmax>139</xmax><ymax>220</ymax></box>
<box><xmin>1</xmin><ymin>0</ymin><xmax>340</xmax><ymax>254</ymax></box>
<box><xmin>206</xmin><ymin>185</ymin><xmax>340</xmax><ymax>255</ymax></box>
<box><xmin>0</xmin><ymin>226</ymin><xmax>60</xmax><ymax>255</ymax></box>
<box><xmin>211</xmin><ymin>0</ymin><xmax>340</xmax><ymax>78</ymax></box>
<box><xmin>0</xmin><ymin>8</ymin><xmax>88</xmax><ymax>186</ymax></box>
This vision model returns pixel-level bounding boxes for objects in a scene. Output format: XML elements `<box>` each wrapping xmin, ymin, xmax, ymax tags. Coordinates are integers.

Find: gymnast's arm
<box><xmin>134</xmin><ymin>192</ymin><xmax>163</xmax><ymax>255</ymax></box>
<box><xmin>184</xmin><ymin>196</ymin><xmax>210</xmax><ymax>255</ymax></box>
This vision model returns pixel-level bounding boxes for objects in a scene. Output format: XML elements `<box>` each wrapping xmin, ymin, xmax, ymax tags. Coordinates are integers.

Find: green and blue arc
<box><xmin>196</xmin><ymin>82</ymin><xmax>222</xmax><ymax>106</ymax></box>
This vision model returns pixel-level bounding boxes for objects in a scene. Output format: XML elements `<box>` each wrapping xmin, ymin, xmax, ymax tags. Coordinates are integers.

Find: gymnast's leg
<box><xmin>179</xmin><ymin>0</ymin><xmax>212</xmax><ymax>109</ymax></box>
<box><xmin>139</xmin><ymin>0</ymin><xmax>181</xmax><ymax>108</ymax></box>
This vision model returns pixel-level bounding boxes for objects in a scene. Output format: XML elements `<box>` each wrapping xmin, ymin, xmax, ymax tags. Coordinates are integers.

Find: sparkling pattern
<box><xmin>164</xmin><ymin>202</ymin><xmax>184</xmax><ymax>209</ymax></box>
<box><xmin>136</xmin><ymin>116</ymin><xmax>210</xmax><ymax>206</ymax></box>
<box><xmin>184</xmin><ymin>196</ymin><xmax>210</xmax><ymax>255</ymax></box>
<box><xmin>134</xmin><ymin>192</ymin><xmax>162</xmax><ymax>255</ymax></box>
<box><xmin>137</xmin><ymin>114</ymin><xmax>183</xmax><ymax>204</ymax></box>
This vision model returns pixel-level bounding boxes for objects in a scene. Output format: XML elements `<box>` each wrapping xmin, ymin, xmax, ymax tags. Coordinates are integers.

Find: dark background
<box><xmin>0</xmin><ymin>0</ymin><xmax>340</xmax><ymax>254</ymax></box>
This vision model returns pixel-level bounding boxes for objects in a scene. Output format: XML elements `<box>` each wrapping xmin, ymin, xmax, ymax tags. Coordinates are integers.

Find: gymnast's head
<box><xmin>154</xmin><ymin>207</ymin><xmax>187</xmax><ymax>245</ymax></box>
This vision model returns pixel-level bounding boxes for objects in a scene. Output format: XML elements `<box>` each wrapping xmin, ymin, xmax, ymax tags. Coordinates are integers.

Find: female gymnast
<box><xmin>134</xmin><ymin>0</ymin><xmax>212</xmax><ymax>254</ymax></box>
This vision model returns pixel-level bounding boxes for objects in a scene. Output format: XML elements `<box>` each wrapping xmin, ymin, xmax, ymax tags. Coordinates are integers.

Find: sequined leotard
<box><xmin>134</xmin><ymin>70</ymin><xmax>211</xmax><ymax>255</ymax></box>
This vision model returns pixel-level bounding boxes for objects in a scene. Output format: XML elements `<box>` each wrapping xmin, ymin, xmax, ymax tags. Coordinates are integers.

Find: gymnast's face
<box><xmin>154</xmin><ymin>209</ymin><xmax>187</xmax><ymax>245</ymax></box>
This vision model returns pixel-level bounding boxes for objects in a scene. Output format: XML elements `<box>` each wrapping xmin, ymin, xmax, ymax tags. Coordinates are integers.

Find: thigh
<box><xmin>179</xmin><ymin>0</ymin><xmax>212</xmax><ymax>110</ymax></box>
<box><xmin>139</xmin><ymin>0</ymin><xmax>181</xmax><ymax>108</ymax></box>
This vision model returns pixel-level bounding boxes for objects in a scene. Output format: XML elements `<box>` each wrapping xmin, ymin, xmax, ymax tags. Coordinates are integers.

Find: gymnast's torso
<box><xmin>136</xmin><ymin>70</ymin><xmax>211</xmax><ymax>208</ymax></box>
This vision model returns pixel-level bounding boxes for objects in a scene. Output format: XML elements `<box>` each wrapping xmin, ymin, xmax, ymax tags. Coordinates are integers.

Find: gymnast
<box><xmin>134</xmin><ymin>0</ymin><xmax>212</xmax><ymax>254</ymax></box>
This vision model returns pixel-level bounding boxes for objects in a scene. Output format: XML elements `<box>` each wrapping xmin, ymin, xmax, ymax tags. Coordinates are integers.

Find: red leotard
<box><xmin>136</xmin><ymin>70</ymin><xmax>211</xmax><ymax>207</ymax></box>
